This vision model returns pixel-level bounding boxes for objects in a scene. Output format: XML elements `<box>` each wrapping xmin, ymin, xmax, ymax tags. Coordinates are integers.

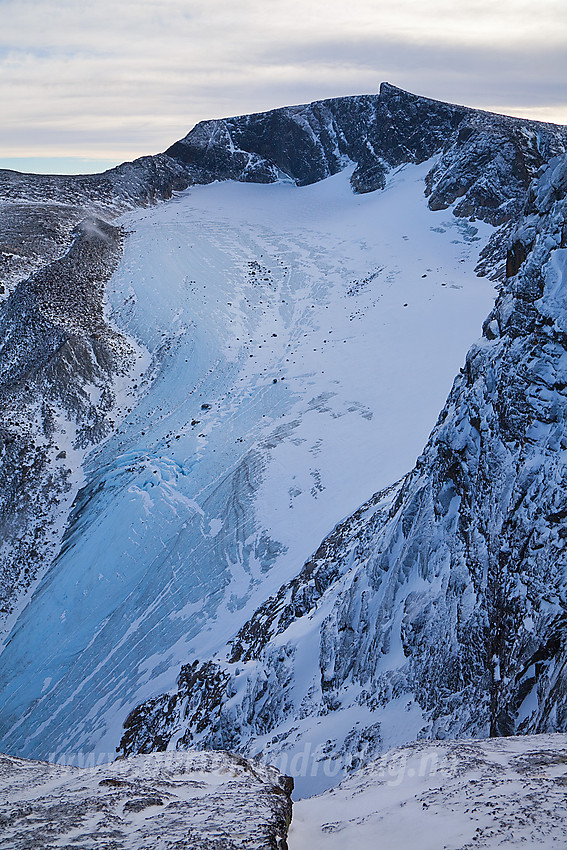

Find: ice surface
<box><xmin>0</xmin><ymin>161</ymin><xmax>495</xmax><ymax>761</ymax></box>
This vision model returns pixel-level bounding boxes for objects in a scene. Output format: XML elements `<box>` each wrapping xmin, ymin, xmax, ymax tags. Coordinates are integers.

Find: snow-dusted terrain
<box><xmin>0</xmin><ymin>748</ymin><xmax>292</xmax><ymax>849</ymax></box>
<box><xmin>0</xmin><ymin>160</ymin><xmax>495</xmax><ymax>766</ymax></box>
<box><xmin>290</xmin><ymin>733</ymin><xmax>567</xmax><ymax>849</ymax></box>
<box><xmin>2</xmin><ymin>733</ymin><xmax>565</xmax><ymax>848</ymax></box>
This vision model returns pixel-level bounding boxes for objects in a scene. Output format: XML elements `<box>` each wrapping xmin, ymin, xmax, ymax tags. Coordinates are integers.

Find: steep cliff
<box><xmin>168</xmin><ymin>82</ymin><xmax>565</xmax><ymax>226</ymax></box>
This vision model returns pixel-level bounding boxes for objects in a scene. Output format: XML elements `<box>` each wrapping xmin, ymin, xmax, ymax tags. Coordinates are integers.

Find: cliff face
<box><xmin>315</xmin><ymin>155</ymin><xmax>567</xmax><ymax>744</ymax></box>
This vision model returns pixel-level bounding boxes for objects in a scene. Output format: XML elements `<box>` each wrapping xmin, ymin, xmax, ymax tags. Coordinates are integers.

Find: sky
<box><xmin>1</xmin><ymin>0</ymin><xmax>566</xmax><ymax>174</ymax></box>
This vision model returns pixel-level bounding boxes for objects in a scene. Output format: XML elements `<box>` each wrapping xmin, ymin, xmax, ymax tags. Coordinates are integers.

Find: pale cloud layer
<box><xmin>1</xmin><ymin>0</ymin><xmax>566</xmax><ymax>171</ymax></box>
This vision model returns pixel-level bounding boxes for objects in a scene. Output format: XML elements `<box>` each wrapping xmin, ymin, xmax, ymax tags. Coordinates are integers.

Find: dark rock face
<box><xmin>166</xmin><ymin>82</ymin><xmax>567</xmax><ymax>229</ymax></box>
<box><xmin>506</xmin><ymin>239</ymin><xmax>531</xmax><ymax>277</ymax></box>
<box><xmin>0</xmin><ymin>750</ymin><xmax>293</xmax><ymax>850</ymax></box>
<box><xmin>118</xmin><ymin>154</ymin><xmax>567</xmax><ymax>774</ymax></box>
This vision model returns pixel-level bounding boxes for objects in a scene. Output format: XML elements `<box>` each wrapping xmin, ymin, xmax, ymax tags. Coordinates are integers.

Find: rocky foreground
<box><xmin>0</xmin><ymin>750</ymin><xmax>293</xmax><ymax>849</ymax></box>
<box><xmin>2</xmin><ymin>734</ymin><xmax>566</xmax><ymax>849</ymax></box>
<box><xmin>290</xmin><ymin>733</ymin><xmax>567</xmax><ymax>849</ymax></box>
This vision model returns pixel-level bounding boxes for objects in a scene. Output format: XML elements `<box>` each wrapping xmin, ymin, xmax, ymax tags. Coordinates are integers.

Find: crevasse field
<box><xmin>0</xmin><ymin>161</ymin><xmax>495</xmax><ymax>766</ymax></box>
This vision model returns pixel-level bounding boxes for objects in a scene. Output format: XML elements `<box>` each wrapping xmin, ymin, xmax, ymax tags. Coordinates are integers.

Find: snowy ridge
<box><xmin>3</xmin><ymin>82</ymin><xmax>566</xmax><ymax>295</ymax></box>
<box><xmin>168</xmin><ymin>82</ymin><xmax>567</xmax><ymax>227</ymax></box>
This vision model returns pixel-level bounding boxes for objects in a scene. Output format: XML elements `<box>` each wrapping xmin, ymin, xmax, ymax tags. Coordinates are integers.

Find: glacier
<box><xmin>118</xmin><ymin>155</ymin><xmax>567</xmax><ymax>798</ymax></box>
<box><xmin>0</xmin><ymin>160</ymin><xmax>496</xmax><ymax>766</ymax></box>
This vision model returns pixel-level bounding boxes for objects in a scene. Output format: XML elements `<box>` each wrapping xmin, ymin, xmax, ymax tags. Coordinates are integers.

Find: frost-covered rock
<box><xmin>0</xmin><ymin>749</ymin><xmax>293</xmax><ymax>849</ymax></box>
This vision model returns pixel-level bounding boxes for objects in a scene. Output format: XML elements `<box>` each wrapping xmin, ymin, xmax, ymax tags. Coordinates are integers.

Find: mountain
<box><xmin>1</xmin><ymin>84</ymin><xmax>567</xmax><ymax>798</ymax></box>
<box><xmin>118</xmin><ymin>152</ymin><xmax>567</xmax><ymax>795</ymax></box>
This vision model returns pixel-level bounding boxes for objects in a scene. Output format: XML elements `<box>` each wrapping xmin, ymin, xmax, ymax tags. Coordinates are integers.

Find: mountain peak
<box><xmin>378</xmin><ymin>80</ymin><xmax>411</xmax><ymax>97</ymax></box>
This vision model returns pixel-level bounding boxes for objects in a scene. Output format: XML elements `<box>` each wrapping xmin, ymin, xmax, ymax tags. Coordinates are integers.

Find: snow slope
<box><xmin>289</xmin><ymin>733</ymin><xmax>567</xmax><ymax>849</ymax></box>
<box><xmin>0</xmin><ymin>161</ymin><xmax>495</xmax><ymax>765</ymax></box>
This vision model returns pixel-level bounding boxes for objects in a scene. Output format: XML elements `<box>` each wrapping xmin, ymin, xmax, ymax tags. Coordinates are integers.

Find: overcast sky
<box><xmin>1</xmin><ymin>0</ymin><xmax>566</xmax><ymax>173</ymax></box>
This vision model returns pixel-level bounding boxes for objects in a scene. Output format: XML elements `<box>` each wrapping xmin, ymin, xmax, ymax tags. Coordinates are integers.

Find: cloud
<box><xmin>1</xmin><ymin>0</ymin><xmax>565</xmax><ymax>163</ymax></box>
<box><xmin>255</xmin><ymin>37</ymin><xmax>567</xmax><ymax>105</ymax></box>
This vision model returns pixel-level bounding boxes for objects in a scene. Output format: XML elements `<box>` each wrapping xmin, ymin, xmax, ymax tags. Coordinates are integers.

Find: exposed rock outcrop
<box><xmin>0</xmin><ymin>750</ymin><xmax>293</xmax><ymax>850</ymax></box>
